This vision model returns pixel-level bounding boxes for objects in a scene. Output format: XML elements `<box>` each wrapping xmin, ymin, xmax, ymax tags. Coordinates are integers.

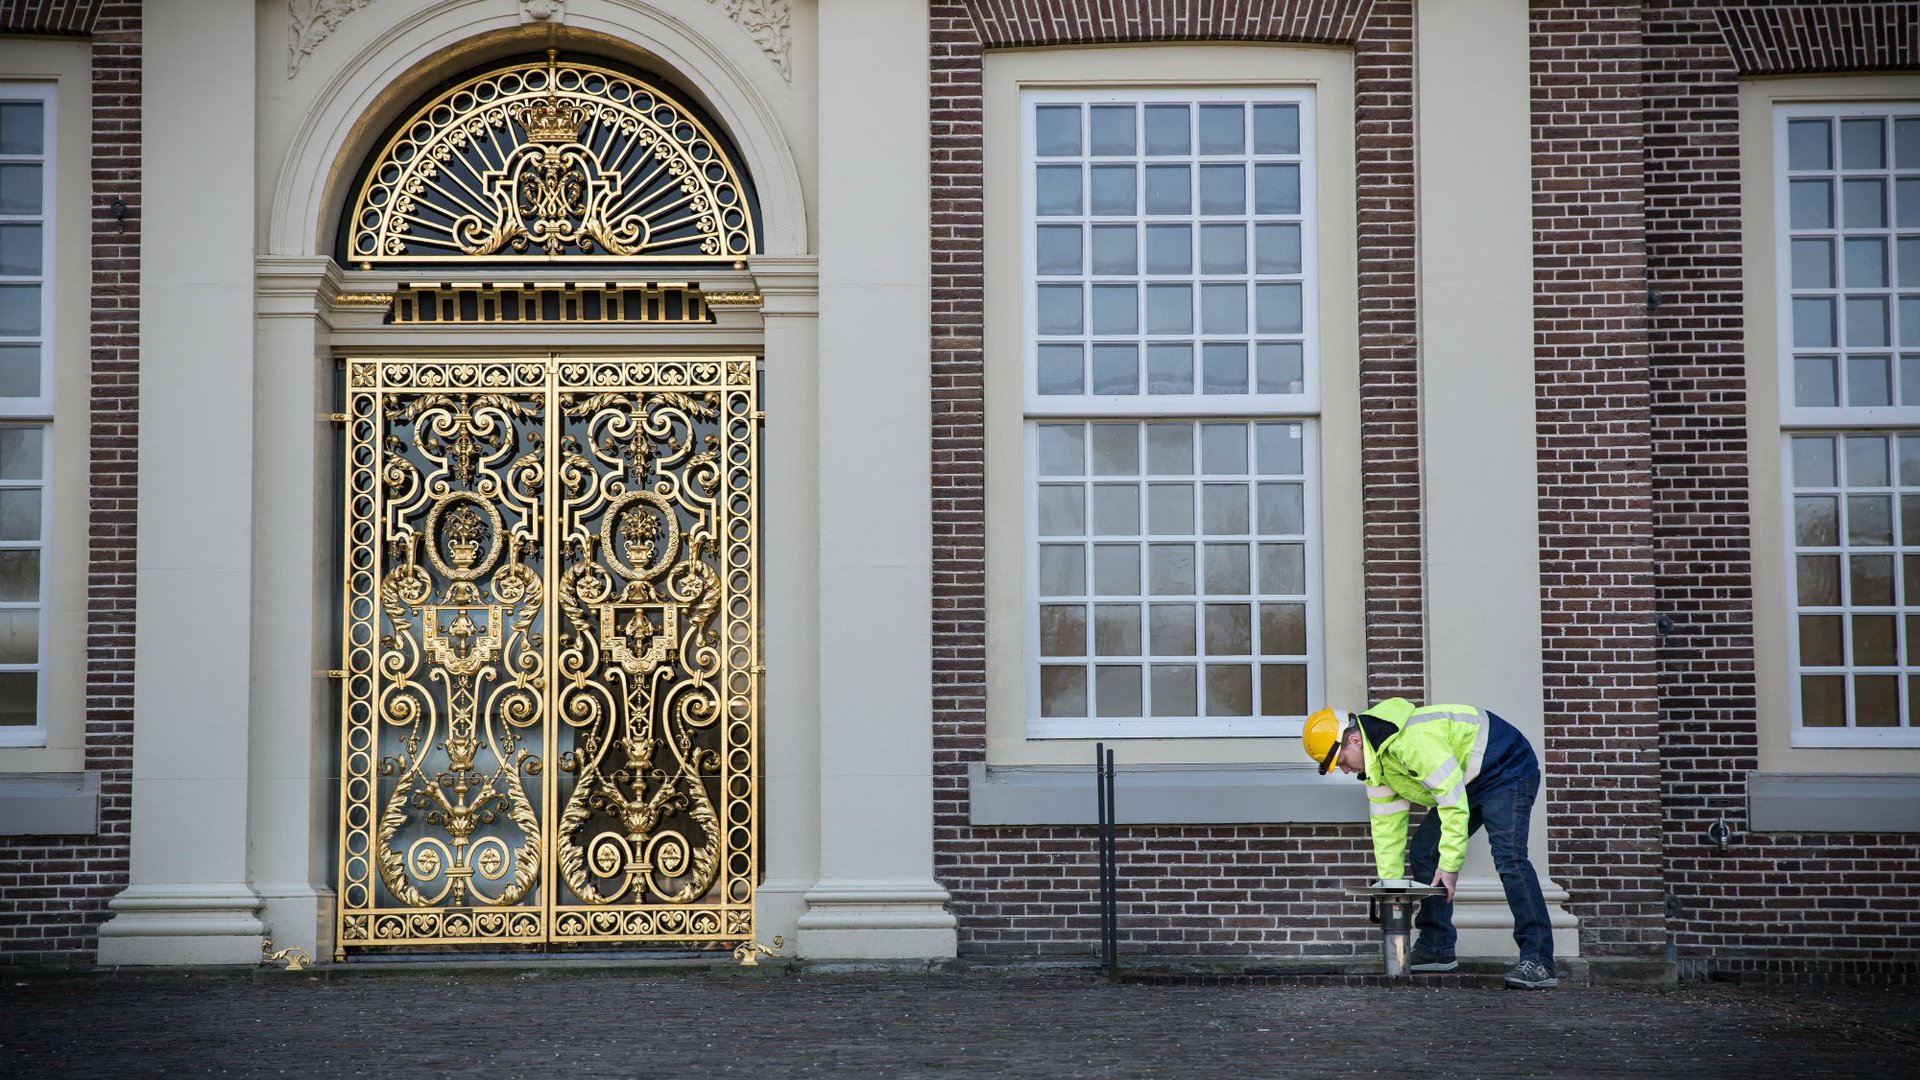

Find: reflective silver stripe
<box><xmin>1369</xmin><ymin>799</ymin><xmax>1412</xmax><ymax>816</ymax></box>
<box><xmin>1366</xmin><ymin>785</ymin><xmax>1396</xmax><ymax>800</ymax></box>
<box><xmin>1406</xmin><ymin>706</ymin><xmax>1479</xmax><ymax>727</ymax></box>
<box><xmin>1422</xmin><ymin>757</ymin><xmax>1462</xmax><ymax>793</ymax></box>
<box><xmin>1432</xmin><ymin>785</ymin><xmax>1464</xmax><ymax>808</ymax></box>
<box><xmin>1406</xmin><ymin>708</ymin><xmax>1492</xmax><ymax>784</ymax></box>
<box><xmin>1463</xmin><ymin>717</ymin><xmax>1492</xmax><ymax>783</ymax></box>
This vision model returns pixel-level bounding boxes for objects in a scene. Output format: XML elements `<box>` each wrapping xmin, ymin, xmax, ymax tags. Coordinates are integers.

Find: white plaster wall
<box><xmin>103</xmin><ymin>1</ymin><xmax>825</xmax><ymax>963</ymax></box>
<box><xmin>245</xmin><ymin>1</ymin><xmax>821</xmax><ymax>959</ymax></box>
<box><xmin>796</xmin><ymin>0</ymin><xmax>954</xmax><ymax>958</ymax></box>
<box><xmin>256</xmin><ymin>0</ymin><xmax>816</xmax><ymax>259</ymax></box>
<box><xmin>100</xmin><ymin>0</ymin><xmax>265</xmax><ymax>966</ymax></box>
<box><xmin>1416</xmin><ymin>0</ymin><xmax>1576</xmax><ymax>959</ymax></box>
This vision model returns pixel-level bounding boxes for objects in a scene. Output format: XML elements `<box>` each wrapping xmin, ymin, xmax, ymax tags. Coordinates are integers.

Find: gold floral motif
<box><xmin>347</xmin><ymin>55</ymin><xmax>755</xmax><ymax>265</ymax></box>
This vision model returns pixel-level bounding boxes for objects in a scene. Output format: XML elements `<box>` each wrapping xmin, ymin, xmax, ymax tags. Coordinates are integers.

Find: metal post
<box><xmin>1094</xmin><ymin>742</ymin><xmax>1110</xmax><ymax>975</ymax></box>
<box><xmin>1378</xmin><ymin>895</ymin><xmax>1418</xmax><ymax>977</ymax></box>
<box><xmin>1104</xmin><ymin>746</ymin><xmax>1117</xmax><ymax>980</ymax></box>
<box><xmin>1345</xmin><ymin>883</ymin><xmax>1446</xmax><ymax>980</ymax></box>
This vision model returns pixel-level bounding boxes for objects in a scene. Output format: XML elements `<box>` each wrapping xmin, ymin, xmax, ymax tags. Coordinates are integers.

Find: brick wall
<box><xmin>930</xmin><ymin>0</ymin><xmax>1423</xmax><ymax>957</ymax></box>
<box><xmin>0</xmin><ymin>0</ymin><xmax>138</xmax><ymax>965</ymax></box>
<box><xmin>1644</xmin><ymin>0</ymin><xmax>1920</xmax><ymax>979</ymax></box>
<box><xmin>1529</xmin><ymin>2</ymin><xmax>1669</xmax><ymax>959</ymax></box>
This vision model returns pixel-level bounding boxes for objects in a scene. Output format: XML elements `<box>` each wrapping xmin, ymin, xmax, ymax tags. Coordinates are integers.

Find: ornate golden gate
<box><xmin>336</xmin><ymin>355</ymin><xmax>759</xmax><ymax>955</ymax></box>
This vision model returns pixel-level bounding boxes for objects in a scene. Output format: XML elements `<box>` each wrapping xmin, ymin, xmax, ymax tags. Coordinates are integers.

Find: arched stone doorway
<box><xmin>330</xmin><ymin>52</ymin><xmax>766</xmax><ymax>957</ymax></box>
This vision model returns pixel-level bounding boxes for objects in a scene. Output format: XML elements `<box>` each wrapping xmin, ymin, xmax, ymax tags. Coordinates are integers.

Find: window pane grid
<box><xmin>0</xmin><ymin>421</ymin><xmax>40</xmax><ymax>733</ymax></box>
<box><xmin>1029</xmin><ymin>92</ymin><xmax>1312</xmax><ymax>407</ymax></box>
<box><xmin>1788</xmin><ymin>432</ymin><xmax>1920</xmax><ymax>731</ymax></box>
<box><xmin>0</xmin><ymin>82</ymin><xmax>46</xmax><ymax>742</ymax></box>
<box><xmin>1034</xmin><ymin>419</ymin><xmax>1312</xmax><ymax>726</ymax></box>
<box><xmin>0</xmin><ymin>90</ymin><xmax>47</xmax><ymax>413</ymax></box>
<box><xmin>1780</xmin><ymin>107</ymin><xmax>1920</xmax><ymax>415</ymax></box>
<box><xmin>1027</xmin><ymin>90</ymin><xmax>1320</xmax><ymax>739</ymax></box>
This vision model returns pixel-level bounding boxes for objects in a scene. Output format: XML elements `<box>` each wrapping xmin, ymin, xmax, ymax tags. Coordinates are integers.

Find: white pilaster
<box><xmin>751</xmin><ymin>257</ymin><xmax>823</xmax><ymax>947</ymax></box>
<box><xmin>100</xmin><ymin>0</ymin><xmax>263</xmax><ymax>965</ymax></box>
<box><xmin>1416</xmin><ymin>0</ymin><xmax>1579</xmax><ymax>959</ymax></box>
<box><xmin>798</xmin><ymin>0</ymin><xmax>955</xmax><ymax>958</ymax></box>
<box><xmin>244</xmin><ymin>257</ymin><xmax>342</xmax><ymax>963</ymax></box>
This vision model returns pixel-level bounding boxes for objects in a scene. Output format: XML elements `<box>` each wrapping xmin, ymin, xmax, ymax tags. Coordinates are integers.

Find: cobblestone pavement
<box><xmin>3</xmin><ymin>966</ymin><xmax>1915</xmax><ymax>1079</ymax></box>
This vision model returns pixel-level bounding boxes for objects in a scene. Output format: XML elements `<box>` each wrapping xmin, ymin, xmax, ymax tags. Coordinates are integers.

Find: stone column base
<box><xmin>796</xmin><ymin>880</ymin><xmax>957</xmax><ymax>960</ymax></box>
<box><xmin>97</xmin><ymin>883</ymin><xmax>265</xmax><ymax>966</ymax></box>
<box><xmin>254</xmin><ymin>883</ymin><xmax>333</xmax><ymax>963</ymax></box>
<box><xmin>753</xmin><ymin>877</ymin><xmax>813</xmax><ymax>953</ymax></box>
<box><xmin>1447</xmin><ymin>874</ymin><xmax>1580</xmax><ymax>960</ymax></box>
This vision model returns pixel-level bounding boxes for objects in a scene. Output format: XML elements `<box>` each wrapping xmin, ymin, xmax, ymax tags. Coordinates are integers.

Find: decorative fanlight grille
<box><xmin>345</xmin><ymin>52</ymin><xmax>757</xmax><ymax>266</ymax></box>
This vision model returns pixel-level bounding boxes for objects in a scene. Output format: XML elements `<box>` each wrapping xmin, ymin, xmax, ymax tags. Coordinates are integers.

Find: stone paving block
<box><xmin>0</xmin><ymin>966</ymin><xmax>1915</xmax><ymax>1078</ymax></box>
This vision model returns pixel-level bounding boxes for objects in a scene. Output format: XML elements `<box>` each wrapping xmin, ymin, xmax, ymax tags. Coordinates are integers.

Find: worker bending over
<box><xmin>1303</xmin><ymin>698</ymin><xmax>1556</xmax><ymax>989</ymax></box>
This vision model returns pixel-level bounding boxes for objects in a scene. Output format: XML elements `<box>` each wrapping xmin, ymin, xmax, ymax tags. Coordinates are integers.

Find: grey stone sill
<box><xmin>0</xmin><ymin>771</ymin><xmax>101</xmax><ymax>836</ymax></box>
<box><xmin>968</xmin><ymin>761</ymin><xmax>1365</xmax><ymax>826</ymax></box>
<box><xmin>1747</xmin><ymin>772</ymin><xmax>1920</xmax><ymax>833</ymax></box>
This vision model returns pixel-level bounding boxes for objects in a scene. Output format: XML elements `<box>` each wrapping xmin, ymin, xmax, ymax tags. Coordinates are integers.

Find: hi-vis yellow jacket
<box><xmin>1358</xmin><ymin>698</ymin><xmax>1493</xmax><ymax>880</ymax></box>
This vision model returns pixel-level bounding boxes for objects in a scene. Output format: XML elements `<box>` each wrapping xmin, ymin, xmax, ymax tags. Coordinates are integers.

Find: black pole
<box><xmin>1104</xmin><ymin>745</ymin><xmax>1117</xmax><ymax>980</ymax></box>
<box><xmin>1095</xmin><ymin>742</ymin><xmax>1109</xmax><ymax>974</ymax></box>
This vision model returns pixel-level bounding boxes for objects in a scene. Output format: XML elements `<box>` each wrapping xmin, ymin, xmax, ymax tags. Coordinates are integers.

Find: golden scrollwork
<box><xmin>261</xmin><ymin>938</ymin><xmax>312</xmax><ymax>972</ymax></box>
<box><xmin>337</xmin><ymin>356</ymin><xmax>759</xmax><ymax>957</ymax></box>
<box><xmin>346</xmin><ymin>52</ymin><xmax>756</xmax><ymax>266</ymax></box>
<box><xmin>732</xmin><ymin>935</ymin><xmax>784</xmax><ymax>966</ymax></box>
<box><xmin>700</xmin><ymin>292</ymin><xmax>763</xmax><ymax>310</ymax></box>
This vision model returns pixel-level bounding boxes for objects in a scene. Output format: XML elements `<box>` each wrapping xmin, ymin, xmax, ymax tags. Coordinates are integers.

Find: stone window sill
<box><xmin>968</xmin><ymin>761</ymin><xmax>1365</xmax><ymax>826</ymax></box>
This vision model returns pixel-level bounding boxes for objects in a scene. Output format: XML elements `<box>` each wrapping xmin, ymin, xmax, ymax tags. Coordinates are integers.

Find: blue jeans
<box><xmin>1406</xmin><ymin>765</ymin><xmax>1553</xmax><ymax>969</ymax></box>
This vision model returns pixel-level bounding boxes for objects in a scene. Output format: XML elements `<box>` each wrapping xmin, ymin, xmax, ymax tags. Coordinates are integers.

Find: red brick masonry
<box><xmin>0</xmin><ymin>0</ymin><xmax>137</xmax><ymax>965</ymax></box>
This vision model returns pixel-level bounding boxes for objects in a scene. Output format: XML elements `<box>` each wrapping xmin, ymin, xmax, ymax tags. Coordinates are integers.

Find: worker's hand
<box><xmin>1431</xmin><ymin>868</ymin><xmax>1459</xmax><ymax>901</ymax></box>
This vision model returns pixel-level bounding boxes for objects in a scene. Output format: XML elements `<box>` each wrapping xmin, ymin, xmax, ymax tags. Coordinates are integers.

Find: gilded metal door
<box><xmin>336</xmin><ymin>356</ymin><xmax>759</xmax><ymax>955</ymax></box>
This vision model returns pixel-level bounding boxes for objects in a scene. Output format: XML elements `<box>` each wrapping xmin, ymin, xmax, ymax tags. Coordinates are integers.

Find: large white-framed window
<box><xmin>0</xmin><ymin>84</ymin><xmax>52</xmax><ymax>748</ymax></box>
<box><xmin>1024</xmin><ymin>88</ymin><xmax>1322</xmax><ymax>739</ymax></box>
<box><xmin>1777</xmin><ymin>102</ymin><xmax>1920</xmax><ymax>746</ymax></box>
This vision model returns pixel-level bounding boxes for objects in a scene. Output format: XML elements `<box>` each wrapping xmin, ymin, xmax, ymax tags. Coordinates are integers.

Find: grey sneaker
<box><xmin>1408</xmin><ymin>945</ymin><xmax>1458</xmax><ymax>973</ymax></box>
<box><xmin>1504</xmin><ymin>959</ymin><xmax>1558</xmax><ymax>989</ymax></box>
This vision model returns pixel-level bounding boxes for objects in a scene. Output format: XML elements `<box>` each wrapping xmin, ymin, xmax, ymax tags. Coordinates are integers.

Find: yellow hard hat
<box><xmin>1302</xmin><ymin>707</ymin><xmax>1346</xmax><ymax>775</ymax></box>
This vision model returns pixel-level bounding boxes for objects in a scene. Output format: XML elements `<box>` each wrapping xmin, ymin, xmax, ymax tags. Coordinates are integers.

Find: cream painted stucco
<box><xmin>0</xmin><ymin>37</ymin><xmax>90</xmax><ymax>774</ymax></box>
<box><xmin>751</xmin><ymin>257</ymin><xmax>823</xmax><ymax>947</ymax></box>
<box><xmin>99</xmin><ymin>0</ymin><xmax>266</xmax><ymax>965</ymax></box>
<box><xmin>796</xmin><ymin>0</ymin><xmax>955</xmax><ymax>958</ymax></box>
<box><xmin>1743</xmin><ymin>73</ymin><xmax>1920</xmax><ymax>771</ymax></box>
<box><xmin>100</xmin><ymin>0</ymin><xmax>876</xmax><ymax>964</ymax></box>
<box><xmin>259</xmin><ymin>0</ymin><xmax>815</xmax><ymax>260</ymax></box>
<box><xmin>1416</xmin><ymin>0</ymin><xmax>1576</xmax><ymax>961</ymax></box>
<box><xmin>981</xmin><ymin>43</ymin><xmax>1365</xmax><ymax>767</ymax></box>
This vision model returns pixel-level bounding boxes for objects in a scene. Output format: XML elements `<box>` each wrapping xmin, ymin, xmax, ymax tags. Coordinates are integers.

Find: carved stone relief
<box><xmin>710</xmin><ymin>0</ymin><xmax>792</xmax><ymax>82</ymax></box>
<box><xmin>289</xmin><ymin>0</ymin><xmax>792</xmax><ymax>82</ymax></box>
<box><xmin>288</xmin><ymin>0</ymin><xmax>376</xmax><ymax>78</ymax></box>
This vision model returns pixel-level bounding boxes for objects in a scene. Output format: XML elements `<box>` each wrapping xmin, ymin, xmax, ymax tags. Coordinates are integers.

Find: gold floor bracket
<box><xmin>732</xmin><ymin>936</ymin><xmax>785</xmax><ymax>966</ymax></box>
<box><xmin>261</xmin><ymin>938</ymin><xmax>312</xmax><ymax>972</ymax></box>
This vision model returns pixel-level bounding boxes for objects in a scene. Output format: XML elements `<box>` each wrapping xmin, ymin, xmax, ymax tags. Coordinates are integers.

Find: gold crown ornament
<box><xmin>521</xmin><ymin>50</ymin><xmax>587</xmax><ymax>144</ymax></box>
<box><xmin>522</xmin><ymin>93</ymin><xmax>586</xmax><ymax>144</ymax></box>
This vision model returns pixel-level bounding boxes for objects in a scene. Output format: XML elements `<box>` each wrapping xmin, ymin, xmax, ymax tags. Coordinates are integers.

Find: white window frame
<box><xmin>1775</xmin><ymin>100</ymin><xmax>1920</xmax><ymax>747</ymax></box>
<box><xmin>1021</xmin><ymin>87</ymin><xmax>1323</xmax><ymax>740</ymax></box>
<box><xmin>0</xmin><ymin>81</ymin><xmax>55</xmax><ymax>748</ymax></box>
